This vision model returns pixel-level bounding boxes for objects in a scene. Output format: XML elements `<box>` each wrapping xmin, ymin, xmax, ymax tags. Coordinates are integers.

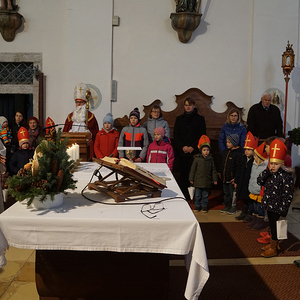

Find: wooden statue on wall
<box><xmin>176</xmin><ymin>0</ymin><xmax>201</xmax><ymax>13</ymax></box>
<box><xmin>170</xmin><ymin>0</ymin><xmax>202</xmax><ymax>43</ymax></box>
<box><xmin>0</xmin><ymin>0</ymin><xmax>13</xmax><ymax>10</ymax></box>
<box><xmin>0</xmin><ymin>0</ymin><xmax>22</xmax><ymax>42</ymax></box>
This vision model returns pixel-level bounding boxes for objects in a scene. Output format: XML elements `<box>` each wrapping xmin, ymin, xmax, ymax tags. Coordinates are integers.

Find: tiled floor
<box><xmin>1</xmin><ymin>207</ymin><xmax>300</xmax><ymax>299</ymax></box>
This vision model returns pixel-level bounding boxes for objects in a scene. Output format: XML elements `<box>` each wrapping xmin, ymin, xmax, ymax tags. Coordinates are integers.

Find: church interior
<box><xmin>1</xmin><ymin>0</ymin><xmax>300</xmax><ymax>299</ymax></box>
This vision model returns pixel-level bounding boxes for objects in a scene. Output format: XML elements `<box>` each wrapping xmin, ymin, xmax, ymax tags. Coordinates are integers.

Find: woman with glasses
<box><xmin>143</xmin><ymin>105</ymin><xmax>170</xmax><ymax>143</ymax></box>
<box><xmin>218</xmin><ymin>108</ymin><xmax>246</xmax><ymax>154</ymax></box>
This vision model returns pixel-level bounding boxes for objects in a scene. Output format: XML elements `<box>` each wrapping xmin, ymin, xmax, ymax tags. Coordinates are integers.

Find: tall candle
<box><xmin>74</xmin><ymin>143</ymin><xmax>80</xmax><ymax>160</ymax></box>
<box><xmin>67</xmin><ymin>147</ymin><xmax>72</xmax><ymax>161</ymax></box>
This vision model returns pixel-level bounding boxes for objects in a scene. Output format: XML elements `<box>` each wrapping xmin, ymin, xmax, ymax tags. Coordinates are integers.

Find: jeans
<box><xmin>194</xmin><ymin>188</ymin><xmax>210</xmax><ymax>210</ymax></box>
<box><xmin>253</xmin><ymin>201</ymin><xmax>265</xmax><ymax>217</ymax></box>
<box><xmin>222</xmin><ymin>183</ymin><xmax>234</xmax><ymax>208</ymax></box>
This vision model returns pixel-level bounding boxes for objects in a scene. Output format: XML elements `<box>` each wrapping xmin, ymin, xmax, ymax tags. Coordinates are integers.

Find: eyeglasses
<box><xmin>230</xmin><ymin>115</ymin><xmax>238</xmax><ymax>117</ymax></box>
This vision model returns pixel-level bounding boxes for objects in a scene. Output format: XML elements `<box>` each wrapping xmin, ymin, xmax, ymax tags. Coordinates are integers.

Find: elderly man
<box><xmin>63</xmin><ymin>83</ymin><xmax>99</xmax><ymax>142</ymax></box>
<box><xmin>247</xmin><ymin>93</ymin><xmax>283</xmax><ymax>139</ymax></box>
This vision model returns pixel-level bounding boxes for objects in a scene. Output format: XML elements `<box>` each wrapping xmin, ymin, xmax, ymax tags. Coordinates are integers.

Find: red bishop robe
<box><xmin>63</xmin><ymin>111</ymin><xmax>99</xmax><ymax>142</ymax></box>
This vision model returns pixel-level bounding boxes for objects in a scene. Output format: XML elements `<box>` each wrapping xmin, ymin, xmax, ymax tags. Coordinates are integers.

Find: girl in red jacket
<box><xmin>147</xmin><ymin>127</ymin><xmax>174</xmax><ymax>171</ymax></box>
<box><xmin>94</xmin><ymin>113</ymin><xmax>119</xmax><ymax>158</ymax></box>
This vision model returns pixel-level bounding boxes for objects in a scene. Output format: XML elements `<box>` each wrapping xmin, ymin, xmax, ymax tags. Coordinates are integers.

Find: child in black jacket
<box><xmin>219</xmin><ymin>134</ymin><xmax>242</xmax><ymax>213</ymax></box>
<box><xmin>9</xmin><ymin>127</ymin><xmax>34</xmax><ymax>175</ymax></box>
<box><xmin>258</xmin><ymin>138</ymin><xmax>294</xmax><ymax>258</ymax></box>
<box><xmin>234</xmin><ymin>131</ymin><xmax>257</xmax><ymax>220</ymax></box>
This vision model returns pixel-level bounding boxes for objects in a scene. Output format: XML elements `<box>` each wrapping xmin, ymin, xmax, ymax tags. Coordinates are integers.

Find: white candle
<box><xmin>74</xmin><ymin>143</ymin><xmax>80</xmax><ymax>160</ymax></box>
<box><xmin>67</xmin><ymin>147</ymin><xmax>72</xmax><ymax>161</ymax></box>
<box><xmin>71</xmin><ymin>144</ymin><xmax>75</xmax><ymax>160</ymax></box>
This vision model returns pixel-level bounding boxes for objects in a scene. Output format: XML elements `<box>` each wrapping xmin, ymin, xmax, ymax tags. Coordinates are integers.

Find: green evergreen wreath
<box><xmin>7</xmin><ymin>128</ymin><xmax>77</xmax><ymax>206</ymax></box>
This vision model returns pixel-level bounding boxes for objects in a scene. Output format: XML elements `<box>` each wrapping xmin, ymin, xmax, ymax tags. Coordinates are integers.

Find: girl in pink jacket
<box><xmin>147</xmin><ymin>127</ymin><xmax>174</xmax><ymax>171</ymax></box>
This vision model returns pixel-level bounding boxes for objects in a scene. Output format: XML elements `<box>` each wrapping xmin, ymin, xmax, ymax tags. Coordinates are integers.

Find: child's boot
<box><xmin>261</xmin><ymin>240</ymin><xmax>279</xmax><ymax>258</ymax></box>
<box><xmin>257</xmin><ymin>236</ymin><xmax>271</xmax><ymax>244</ymax></box>
<box><xmin>251</xmin><ymin>217</ymin><xmax>267</xmax><ymax>231</ymax></box>
<box><xmin>235</xmin><ymin>204</ymin><xmax>248</xmax><ymax>220</ymax></box>
<box><xmin>243</xmin><ymin>214</ymin><xmax>252</xmax><ymax>223</ymax></box>
<box><xmin>260</xmin><ymin>231</ymin><xmax>271</xmax><ymax>238</ymax></box>
<box><xmin>246</xmin><ymin>215</ymin><xmax>257</xmax><ymax>228</ymax></box>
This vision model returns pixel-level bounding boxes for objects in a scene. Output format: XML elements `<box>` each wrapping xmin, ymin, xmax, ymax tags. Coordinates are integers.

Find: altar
<box><xmin>0</xmin><ymin>162</ymin><xmax>209</xmax><ymax>300</ymax></box>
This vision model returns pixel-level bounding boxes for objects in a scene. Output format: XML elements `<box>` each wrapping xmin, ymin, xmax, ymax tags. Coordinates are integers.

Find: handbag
<box><xmin>188</xmin><ymin>186</ymin><xmax>195</xmax><ymax>201</ymax></box>
<box><xmin>276</xmin><ymin>219</ymin><xmax>288</xmax><ymax>240</ymax></box>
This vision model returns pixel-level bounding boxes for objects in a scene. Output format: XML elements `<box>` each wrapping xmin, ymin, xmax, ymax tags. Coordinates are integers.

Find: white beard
<box><xmin>70</xmin><ymin>104</ymin><xmax>90</xmax><ymax>133</ymax></box>
<box><xmin>72</xmin><ymin>104</ymin><xmax>86</xmax><ymax>123</ymax></box>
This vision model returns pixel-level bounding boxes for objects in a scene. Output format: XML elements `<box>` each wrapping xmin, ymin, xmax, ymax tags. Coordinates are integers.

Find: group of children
<box><xmin>0</xmin><ymin>112</ymin><xmax>43</xmax><ymax>176</ymax></box>
<box><xmin>94</xmin><ymin>108</ymin><xmax>175</xmax><ymax>170</ymax></box>
<box><xmin>188</xmin><ymin>129</ymin><xmax>294</xmax><ymax>258</ymax></box>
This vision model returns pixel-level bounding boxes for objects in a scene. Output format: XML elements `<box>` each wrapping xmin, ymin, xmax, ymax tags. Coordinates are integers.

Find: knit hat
<box><xmin>17</xmin><ymin>127</ymin><xmax>30</xmax><ymax>146</ymax></box>
<box><xmin>0</xmin><ymin>116</ymin><xmax>8</xmax><ymax>126</ymax></box>
<box><xmin>154</xmin><ymin>127</ymin><xmax>165</xmax><ymax>137</ymax></box>
<box><xmin>227</xmin><ymin>134</ymin><xmax>239</xmax><ymax>147</ymax></box>
<box><xmin>129</xmin><ymin>108</ymin><xmax>140</xmax><ymax>121</ymax></box>
<box><xmin>103</xmin><ymin>113</ymin><xmax>114</xmax><ymax>125</ymax></box>
<box><xmin>269</xmin><ymin>138</ymin><xmax>286</xmax><ymax>164</ymax></box>
<box><xmin>244</xmin><ymin>131</ymin><xmax>258</xmax><ymax>150</ymax></box>
<box><xmin>28</xmin><ymin>116</ymin><xmax>39</xmax><ymax>125</ymax></box>
<box><xmin>197</xmin><ymin>135</ymin><xmax>211</xmax><ymax>150</ymax></box>
<box><xmin>254</xmin><ymin>142</ymin><xmax>268</xmax><ymax>161</ymax></box>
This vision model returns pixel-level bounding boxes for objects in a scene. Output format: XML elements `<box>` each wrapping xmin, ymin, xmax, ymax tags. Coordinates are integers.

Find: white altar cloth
<box><xmin>0</xmin><ymin>162</ymin><xmax>209</xmax><ymax>300</ymax></box>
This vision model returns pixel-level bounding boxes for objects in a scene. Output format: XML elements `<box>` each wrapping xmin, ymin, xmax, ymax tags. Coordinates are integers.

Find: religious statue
<box><xmin>0</xmin><ymin>0</ymin><xmax>13</xmax><ymax>10</ymax></box>
<box><xmin>175</xmin><ymin>0</ymin><xmax>201</xmax><ymax>13</ymax></box>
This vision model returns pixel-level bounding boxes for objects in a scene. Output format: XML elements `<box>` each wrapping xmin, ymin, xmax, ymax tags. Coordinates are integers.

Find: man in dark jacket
<box><xmin>247</xmin><ymin>93</ymin><xmax>283</xmax><ymax>139</ymax></box>
<box><xmin>174</xmin><ymin>97</ymin><xmax>206</xmax><ymax>200</ymax></box>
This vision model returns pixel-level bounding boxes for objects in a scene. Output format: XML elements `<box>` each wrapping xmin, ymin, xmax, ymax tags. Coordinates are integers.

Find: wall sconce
<box><xmin>0</xmin><ymin>7</ymin><xmax>23</xmax><ymax>42</ymax></box>
<box><xmin>281</xmin><ymin>41</ymin><xmax>295</xmax><ymax>136</ymax></box>
<box><xmin>170</xmin><ymin>1</ymin><xmax>202</xmax><ymax>43</ymax></box>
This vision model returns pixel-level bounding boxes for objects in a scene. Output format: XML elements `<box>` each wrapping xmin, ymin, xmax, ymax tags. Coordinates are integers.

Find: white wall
<box><xmin>113</xmin><ymin>0</ymin><xmax>253</xmax><ymax>118</ymax></box>
<box><xmin>1</xmin><ymin>0</ymin><xmax>113</xmax><ymax>127</ymax></box>
<box><xmin>64</xmin><ymin>0</ymin><xmax>112</xmax><ymax>125</ymax></box>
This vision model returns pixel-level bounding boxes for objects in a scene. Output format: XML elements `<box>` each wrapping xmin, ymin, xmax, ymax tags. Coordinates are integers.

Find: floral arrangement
<box><xmin>6</xmin><ymin>128</ymin><xmax>77</xmax><ymax>206</ymax></box>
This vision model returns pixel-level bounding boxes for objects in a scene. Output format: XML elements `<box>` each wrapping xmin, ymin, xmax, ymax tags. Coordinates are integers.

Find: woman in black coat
<box><xmin>173</xmin><ymin>97</ymin><xmax>206</xmax><ymax>200</ymax></box>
